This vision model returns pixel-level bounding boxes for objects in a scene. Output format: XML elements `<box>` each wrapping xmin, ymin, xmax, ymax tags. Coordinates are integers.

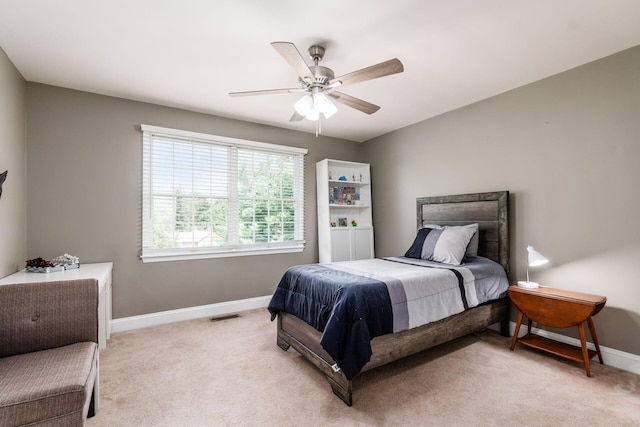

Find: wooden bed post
<box><xmin>276</xmin><ymin>315</ymin><xmax>291</xmax><ymax>351</ymax></box>
<box><xmin>276</xmin><ymin>312</ymin><xmax>354</xmax><ymax>405</ymax></box>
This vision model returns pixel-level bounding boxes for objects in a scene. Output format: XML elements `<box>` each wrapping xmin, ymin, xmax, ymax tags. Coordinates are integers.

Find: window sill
<box><xmin>141</xmin><ymin>245</ymin><xmax>304</xmax><ymax>263</ymax></box>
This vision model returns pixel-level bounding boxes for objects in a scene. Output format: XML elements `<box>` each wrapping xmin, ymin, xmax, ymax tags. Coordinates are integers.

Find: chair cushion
<box><xmin>0</xmin><ymin>342</ymin><xmax>98</xmax><ymax>426</ymax></box>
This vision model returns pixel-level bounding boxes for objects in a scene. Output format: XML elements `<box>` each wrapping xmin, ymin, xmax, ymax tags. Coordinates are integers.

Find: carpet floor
<box><xmin>87</xmin><ymin>308</ymin><xmax>640</xmax><ymax>426</ymax></box>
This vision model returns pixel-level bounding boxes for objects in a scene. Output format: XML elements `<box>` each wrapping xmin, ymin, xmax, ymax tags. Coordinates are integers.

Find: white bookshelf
<box><xmin>316</xmin><ymin>159</ymin><xmax>374</xmax><ymax>263</ymax></box>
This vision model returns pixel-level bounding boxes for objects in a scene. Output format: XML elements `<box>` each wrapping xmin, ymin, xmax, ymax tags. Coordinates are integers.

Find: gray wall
<box><xmin>363</xmin><ymin>46</ymin><xmax>640</xmax><ymax>356</ymax></box>
<box><xmin>25</xmin><ymin>84</ymin><xmax>362</xmax><ymax>318</ymax></box>
<box><xmin>0</xmin><ymin>47</ymin><xmax>27</xmax><ymax>277</ymax></box>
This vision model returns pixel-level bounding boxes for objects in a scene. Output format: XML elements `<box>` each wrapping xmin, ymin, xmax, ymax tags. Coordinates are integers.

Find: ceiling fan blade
<box><xmin>329</xmin><ymin>58</ymin><xmax>404</xmax><ymax>88</ymax></box>
<box><xmin>328</xmin><ymin>91</ymin><xmax>380</xmax><ymax>115</ymax></box>
<box><xmin>289</xmin><ymin>111</ymin><xmax>304</xmax><ymax>122</ymax></box>
<box><xmin>271</xmin><ymin>42</ymin><xmax>314</xmax><ymax>82</ymax></box>
<box><xmin>229</xmin><ymin>88</ymin><xmax>304</xmax><ymax>97</ymax></box>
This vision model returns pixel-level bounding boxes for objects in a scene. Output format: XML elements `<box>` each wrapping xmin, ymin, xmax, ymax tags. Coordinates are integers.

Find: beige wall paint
<box><xmin>0</xmin><ymin>47</ymin><xmax>27</xmax><ymax>278</ymax></box>
<box><xmin>364</xmin><ymin>46</ymin><xmax>640</xmax><ymax>356</ymax></box>
<box><xmin>26</xmin><ymin>84</ymin><xmax>362</xmax><ymax>318</ymax></box>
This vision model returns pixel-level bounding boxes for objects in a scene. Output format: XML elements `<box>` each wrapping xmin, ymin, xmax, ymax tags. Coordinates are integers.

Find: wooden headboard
<box><xmin>416</xmin><ymin>191</ymin><xmax>510</xmax><ymax>278</ymax></box>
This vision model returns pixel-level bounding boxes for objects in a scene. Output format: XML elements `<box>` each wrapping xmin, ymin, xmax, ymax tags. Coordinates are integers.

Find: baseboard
<box><xmin>110</xmin><ymin>295</ymin><xmax>271</xmax><ymax>333</ymax></box>
<box><xmin>503</xmin><ymin>321</ymin><xmax>640</xmax><ymax>376</ymax></box>
<box><xmin>112</xmin><ymin>301</ymin><xmax>640</xmax><ymax>376</ymax></box>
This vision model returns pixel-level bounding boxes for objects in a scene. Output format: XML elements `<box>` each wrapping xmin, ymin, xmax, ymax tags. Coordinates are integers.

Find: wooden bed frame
<box><xmin>276</xmin><ymin>191</ymin><xmax>510</xmax><ymax>405</ymax></box>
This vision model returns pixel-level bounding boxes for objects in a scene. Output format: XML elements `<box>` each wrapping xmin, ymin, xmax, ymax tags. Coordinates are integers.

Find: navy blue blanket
<box><xmin>268</xmin><ymin>264</ymin><xmax>394</xmax><ymax>380</ymax></box>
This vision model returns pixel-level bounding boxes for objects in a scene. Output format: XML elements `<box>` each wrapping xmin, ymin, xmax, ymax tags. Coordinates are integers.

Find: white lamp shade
<box><xmin>294</xmin><ymin>95</ymin><xmax>314</xmax><ymax>117</ymax></box>
<box><xmin>321</xmin><ymin>98</ymin><xmax>338</xmax><ymax>118</ymax></box>
<box><xmin>313</xmin><ymin>92</ymin><xmax>338</xmax><ymax>119</ymax></box>
<box><xmin>527</xmin><ymin>245</ymin><xmax>548</xmax><ymax>267</ymax></box>
<box><xmin>313</xmin><ymin>92</ymin><xmax>330</xmax><ymax>110</ymax></box>
<box><xmin>305</xmin><ymin>108</ymin><xmax>319</xmax><ymax>121</ymax></box>
<box><xmin>294</xmin><ymin>92</ymin><xmax>338</xmax><ymax>122</ymax></box>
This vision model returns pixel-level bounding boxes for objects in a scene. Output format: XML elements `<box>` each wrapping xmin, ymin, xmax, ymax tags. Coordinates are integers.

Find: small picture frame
<box><xmin>338</xmin><ymin>217</ymin><xmax>348</xmax><ymax>227</ymax></box>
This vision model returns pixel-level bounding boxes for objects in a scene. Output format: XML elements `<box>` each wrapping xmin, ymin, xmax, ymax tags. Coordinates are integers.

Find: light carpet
<box><xmin>87</xmin><ymin>308</ymin><xmax>640</xmax><ymax>426</ymax></box>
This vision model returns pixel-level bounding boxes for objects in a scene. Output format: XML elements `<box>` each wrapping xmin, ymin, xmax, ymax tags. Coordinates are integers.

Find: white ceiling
<box><xmin>2</xmin><ymin>1</ymin><xmax>640</xmax><ymax>142</ymax></box>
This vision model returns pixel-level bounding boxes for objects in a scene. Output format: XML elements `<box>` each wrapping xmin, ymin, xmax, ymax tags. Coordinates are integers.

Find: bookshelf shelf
<box><xmin>329</xmin><ymin>204</ymin><xmax>370</xmax><ymax>209</ymax></box>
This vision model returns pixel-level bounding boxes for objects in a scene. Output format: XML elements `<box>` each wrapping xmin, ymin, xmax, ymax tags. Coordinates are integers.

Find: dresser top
<box><xmin>0</xmin><ymin>262</ymin><xmax>113</xmax><ymax>287</ymax></box>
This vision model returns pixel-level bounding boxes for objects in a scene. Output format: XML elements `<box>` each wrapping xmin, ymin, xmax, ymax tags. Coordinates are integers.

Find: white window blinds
<box><xmin>141</xmin><ymin>125</ymin><xmax>307</xmax><ymax>262</ymax></box>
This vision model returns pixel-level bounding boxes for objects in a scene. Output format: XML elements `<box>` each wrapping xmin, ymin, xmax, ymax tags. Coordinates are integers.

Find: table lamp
<box><xmin>517</xmin><ymin>245</ymin><xmax>548</xmax><ymax>289</ymax></box>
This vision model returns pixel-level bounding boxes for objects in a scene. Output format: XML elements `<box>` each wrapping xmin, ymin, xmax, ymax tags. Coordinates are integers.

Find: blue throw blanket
<box><xmin>269</xmin><ymin>264</ymin><xmax>393</xmax><ymax>379</ymax></box>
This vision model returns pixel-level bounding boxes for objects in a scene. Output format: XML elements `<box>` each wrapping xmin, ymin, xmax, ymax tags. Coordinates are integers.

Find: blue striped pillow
<box><xmin>405</xmin><ymin>226</ymin><xmax>476</xmax><ymax>265</ymax></box>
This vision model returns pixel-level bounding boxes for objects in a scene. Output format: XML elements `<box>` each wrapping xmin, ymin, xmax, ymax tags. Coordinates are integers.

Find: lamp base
<box><xmin>517</xmin><ymin>281</ymin><xmax>540</xmax><ymax>289</ymax></box>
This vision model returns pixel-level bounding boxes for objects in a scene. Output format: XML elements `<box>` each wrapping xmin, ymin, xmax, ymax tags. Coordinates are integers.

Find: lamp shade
<box><xmin>527</xmin><ymin>245</ymin><xmax>548</xmax><ymax>267</ymax></box>
<box><xmin>313</xmin><ymin>92</ymin><xmax>338</xmax><ymax>118</ymax></box>
<box><xmin>294</xmin><ymin>92</ymin><xmax>338</xmax><ymax>122</ymax></box>
<box><xmin>306</xmin><ymin>109</ymin><xmax>320</xmax><ymax>121</ymax></box>
<box><xmin>294</xmin><ymin>95</ymin><xmax>314</xmax><ymax>117</ymax></box>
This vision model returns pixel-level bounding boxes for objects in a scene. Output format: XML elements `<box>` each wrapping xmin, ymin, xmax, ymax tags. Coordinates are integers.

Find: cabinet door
<box><xmin>353</xmin><ymin>227</ymin><xmax>374</xmax><ymax>260</ymax></box>
<box><xmin>330</xmin><ymin>228</ymin><xmax>352</xmax><ymax>262</ymax></box>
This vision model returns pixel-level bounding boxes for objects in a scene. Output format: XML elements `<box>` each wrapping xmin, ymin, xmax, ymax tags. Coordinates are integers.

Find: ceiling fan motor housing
<box><xmin>310</xmin><ymin>65</ymin><xmax>334</xmax><ymax>85</ymax></box>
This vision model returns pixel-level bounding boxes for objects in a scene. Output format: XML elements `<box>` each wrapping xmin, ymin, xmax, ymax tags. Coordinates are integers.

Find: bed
<box><xmin>268</xmin><ymin>191</ymin><xmax>510</xmax><ymax>405</ymax></box>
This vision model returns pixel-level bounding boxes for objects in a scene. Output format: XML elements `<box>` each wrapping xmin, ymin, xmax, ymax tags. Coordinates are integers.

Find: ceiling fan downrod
<box><xmin>308</xmin><ymin>45</ymin><xmax>325</xmax><ymax>65</ymax></box>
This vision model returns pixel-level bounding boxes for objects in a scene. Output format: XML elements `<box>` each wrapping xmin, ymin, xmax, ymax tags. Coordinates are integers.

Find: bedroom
<box><xmin>1</xmin><ymin>1</ymin><xmax>639</xmax><ymax>425</ymax></box>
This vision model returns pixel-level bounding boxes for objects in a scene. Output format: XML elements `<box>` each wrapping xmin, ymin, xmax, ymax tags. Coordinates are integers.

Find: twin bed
<box><xmin>268</xmin><ymin>191</ymin><xmax>510</xmax><ymax>405</ymax></box>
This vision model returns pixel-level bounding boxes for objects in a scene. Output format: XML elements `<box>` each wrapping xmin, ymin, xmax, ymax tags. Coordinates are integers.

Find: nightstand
<box><xmin>508</xmin><ymin>284</ymin><xmax>606</xmax><ymax>376</ymax></box>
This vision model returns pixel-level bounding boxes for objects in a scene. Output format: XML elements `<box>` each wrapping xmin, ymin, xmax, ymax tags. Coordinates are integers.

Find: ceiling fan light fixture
<box><xmin>305</xmin><ymin>108</ymin><xmax>320</xmax><ymax>121</ymax></box>
<box><xmin>230</xmin><ymin>42</ymin><xmax>405</xmax><ymax>131</ymax></box>
<box><xmin>313</xmin><ymin>92</ymin><xmax>338</xmax><ymax>119</ymax></box>
<box><xmin>294</xmin><ymin>94</ymin><xmax>314</xmax><ymax>116</ymax></box>
<box><xmin>313</xmin><ymin>92</ymin><xmax>330</xmax><ymax>110</ymax></box>
<box><xmin>323</xmin><ymin>99</ymin><xmax>338</xmax><ymax>118</ymax></box>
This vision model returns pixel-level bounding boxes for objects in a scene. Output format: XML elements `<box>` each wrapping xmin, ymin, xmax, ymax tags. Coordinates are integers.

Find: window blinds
<box><xmin>141</xmin><ymin>125</ymin><xmax>307</xmax><ymax>262</ymax></box>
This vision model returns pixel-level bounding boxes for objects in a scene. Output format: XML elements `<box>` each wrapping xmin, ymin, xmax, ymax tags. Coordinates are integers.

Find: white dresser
<box><xmin>0</xmin><ymin>262</ymin><xmax>113</xmax><ymax>350</ymax></box>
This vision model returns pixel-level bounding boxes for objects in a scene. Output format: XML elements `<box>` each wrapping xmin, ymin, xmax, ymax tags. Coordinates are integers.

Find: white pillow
<box><xmin>423</xmin><ymin>223</ymin><xmax>479</xmax><ymax>257</ymax></box>
<box><xmin>419</xmin><ymin>226</ymin><xmax>476</xmax><ymax>265</ymax></box>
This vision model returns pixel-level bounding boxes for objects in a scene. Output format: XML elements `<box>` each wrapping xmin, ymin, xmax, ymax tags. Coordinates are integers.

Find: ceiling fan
<box><xmin>229</xmin><ymin>42</ymin><xmax>404</xmax><ymax>131</ymax></box>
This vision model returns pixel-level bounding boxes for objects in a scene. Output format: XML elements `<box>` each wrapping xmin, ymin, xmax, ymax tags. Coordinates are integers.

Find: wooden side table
<box><xmin>508</xmin><ymin>285</ymin><xmax>606</xmax><ymax>376</ymax></box>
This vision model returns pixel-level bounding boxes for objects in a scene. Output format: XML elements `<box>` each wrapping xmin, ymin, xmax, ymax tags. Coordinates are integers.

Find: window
<box><xmin>141</xmin><ymin>125</ymin><xmax>307</xmax><ymax>262</ymax></box>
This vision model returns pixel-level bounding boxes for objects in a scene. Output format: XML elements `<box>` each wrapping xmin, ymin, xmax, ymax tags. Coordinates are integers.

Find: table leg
<box><xmin>510</xmin><ymin>311</ymin><xmax>524</xmax><ymax>351</ymax></box>
<box><xmin>577</xmin><ymin>322</ymin><xmax>591</xmax><ymax>377</ymax></box>
<box><xmin>587</xmin><ymin>317</ymin><xmax>604</xmax><ymax>364</ymax></box>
